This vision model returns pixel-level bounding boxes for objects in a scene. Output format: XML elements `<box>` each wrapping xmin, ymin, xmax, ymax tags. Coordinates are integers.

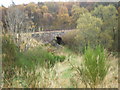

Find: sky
<box><xmin>0</xmin><ymin>0</ymin><xmax>119</xmax><ymax>7</ymax></box>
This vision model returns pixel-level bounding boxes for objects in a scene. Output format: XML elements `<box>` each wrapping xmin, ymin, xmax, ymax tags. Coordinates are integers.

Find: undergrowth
<box><xmin>2</xmin><ymin>35</ymin><xmax>65</xmax><ymax>87</ymax></box>
<box><xmin>16</xmin><ymin>46</ymin><xmax>65</xmax><ymax>69</ymax></box>
<box><xmin>77</xmin><ymin>45</ymin><xmax>109</xmax><ymax>88</ymax></box>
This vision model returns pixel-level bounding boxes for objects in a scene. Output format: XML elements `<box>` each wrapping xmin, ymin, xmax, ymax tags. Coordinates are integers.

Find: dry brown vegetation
<box><xmin>2</xmin><ymin>43</ymin><xmax>118</xmax><ymax>88</ymax></box>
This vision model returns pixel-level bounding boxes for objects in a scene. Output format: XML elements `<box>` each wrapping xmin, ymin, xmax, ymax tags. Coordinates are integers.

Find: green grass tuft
<box><xmin>78</xmin><ymin>45</ymin><xmax>109</xmax><ymax>88</ymax></box>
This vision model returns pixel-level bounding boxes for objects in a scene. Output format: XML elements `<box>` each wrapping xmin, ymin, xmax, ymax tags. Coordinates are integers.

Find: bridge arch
<box><xmin>31</xmin><ymin>29</ymin><xmax>75</xmax><ymax>44</ymax></box>
<box><xmin>56</xmin><ymin>36</ymin><xmax>62</xmax><ymax>45</ymax></box>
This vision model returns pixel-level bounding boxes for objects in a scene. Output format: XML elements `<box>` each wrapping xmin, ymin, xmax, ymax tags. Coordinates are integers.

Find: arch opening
<box><xmin>56</xmin><ymin>36</ymin><xmax>64</xmax><ymax>45</ymax></box>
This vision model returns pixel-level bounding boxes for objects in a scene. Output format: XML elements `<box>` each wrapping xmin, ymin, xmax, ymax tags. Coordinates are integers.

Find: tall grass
<box><xmin>3</xmin><ymin>66</ymin><xmax>58</xmax><ymax>88</ymax></box>
<box><xmin>2</xmin><ymin>35</ymin><xmax>19</xmax><ymax>81</ymax></box>
<box><xmin>2</xmin><ymin>35</ymin><xmax>65</xmax><ymax>70</ymax></box>
<box><xmin>2</xmin><ymin>35</ymin><xmax>65</xmax><ymax>87</ymax></box>
<box><xmin>2</xmin><ymin>35</ymin><xmax>19</xmax><ymax>63</ymax></box>
<box><xmin>77</xmin><ymin>45</ymin><xmax>109</xmax><ymax>88</ymax></box>
<box><xmin>16</xmin><ymin>46</ymin><xmax>65</xmax><ymax>69</ymax></box>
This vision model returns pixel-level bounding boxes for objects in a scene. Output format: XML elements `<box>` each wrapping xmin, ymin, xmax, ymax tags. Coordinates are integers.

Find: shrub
<box><xmin>16</xmin><ymin>46</ymin><xmax>65</xmax><ymax>69</ymax></box>
<box><xmin>3</xmin><ymin>66</ymin><xmax>58</xmax><ymax>88</ymax></box>
<box><xmin>77</xmin><ymin>45</ymin><xmax>109</xmax><ymax>88</ymax></box>
<box><xmin>62</xmin><ymin>12</ymin><xmax>114</xmax><ymax>53</ymax></box>
<box><xmin>62</xmin><ymin>30</ymin><xmax>79</xmax><ymax>53</ymax></box>
<box><xmin>2</xmin><ymin>35</ymin><xmax>20</xmax><ymax>81</ymax></box>
<box><xmin>2</xmin><ymin>35</ymin><xmax>19</xmax><ymax>62</ymax></box>
<box><xmin>2</xmin><ymin>35</ymin><xmax>19</xmax><ymax>70</ymax></box>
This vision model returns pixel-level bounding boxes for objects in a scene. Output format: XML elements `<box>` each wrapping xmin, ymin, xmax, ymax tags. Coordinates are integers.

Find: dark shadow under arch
<box><xmin>56</xmin><ymin>36</ymin><xmax>64</xmax><ymax>45</ymax></box>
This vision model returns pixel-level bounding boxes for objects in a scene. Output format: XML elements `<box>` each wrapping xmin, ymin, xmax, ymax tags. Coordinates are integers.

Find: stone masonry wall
<box><xmin>32</xmin><ymin>31</ymin><xmax>65</xmax><ymax>43</ymax></box>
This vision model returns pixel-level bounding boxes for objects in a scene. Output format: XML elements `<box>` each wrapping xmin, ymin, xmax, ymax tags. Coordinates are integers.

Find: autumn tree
<box><xmin>118</xmin><ymin>6</ymin><xmax>120</xmax><ymax>52</ymax></box>
<box><xmin>41</xmin><ymin>5</ymin><xmax>48</xmax><ymax>14</ymax></box>
<box><xmin>25</xmin><ymin>2</ymin><xmax>37</xmax><ymax>18</ymax></box>
<box><xmin>92</xmin><ymin>5</ymin><xmax>118</xmax><ymax>51</ymax></box>
<box><xmin>76</xmin><ymin>12</ymin><xmax>103</xmax><ymax>52</ymax></box>
<box><xmin>71</xmin><ymin>5</ymin><xmax>88</xmax><ymax>28</ymax></box>
<box><xmin>42</xmin><ymin>13</ymin><xmax>53</xmax><ymax>30</ymax></box>
<box><xmin>4</xmin><ymin>4</ymin><xmax>34</xmax><ymax>45</ymax></box>
<box><xmin>5</xmin><ymin>5</ymin><xmax>26</xmax><ymax>33</ymax></box>
<box><xmin>45</xmin><ymin>2</ymin><xmax>58</xmax><ymax>14</ymax></box>
<box><xmin>41</xmin><ymin>5</ymin><xmax>53</xmax><ymax>30</ymax></box>
<box><xmin>54</xmin><ymin>6</ymin><xmax>71</xmax><ymax>30</ymax></box>
<box><xmin>59</xmin><ymin>2</ymin><xmax>74</xmax><ymax>16</ymax></box>
<box><xmin>25</xmin><ymin>2</ymin><xmax>41</xmax><ymax>31</ymax></box>
<box><xmin>0</xmin><ymin>6</ymin><xmax>7</xmax><ymax>33</ymax></box>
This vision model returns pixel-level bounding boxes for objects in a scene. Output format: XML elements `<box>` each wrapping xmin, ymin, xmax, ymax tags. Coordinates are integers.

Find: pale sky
<box><xmin>0</xmin><ymin>0</ymin><xmax>54</xmax><ymax>7</ymax></box>
<box><xmin>0</xmin><ymin>0</ymin><xmax>119</xmax><ymax>7</ymax></box>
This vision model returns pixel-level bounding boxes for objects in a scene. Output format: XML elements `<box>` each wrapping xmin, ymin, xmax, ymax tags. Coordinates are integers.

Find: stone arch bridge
<box><xmin>31</xmin><ymin>29</ymin><xmax>75</xmax><ymax>44</ymax></box>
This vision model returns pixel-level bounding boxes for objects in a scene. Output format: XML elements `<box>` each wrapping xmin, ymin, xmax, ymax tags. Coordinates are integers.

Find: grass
<box><xmin>15</xmin><ymin>46</ymin><xmax>66</xmax><ymax>69</ymax></box>
<box><xmin>75</xmin><ymin>45</ymin><xmax>109</xmax><ymax>88</ymax></box>
<box><xmin>3</xmin><ymin>46</ymin><xmax>118</xmax><ymax>88</ymax></box>
<box><xmin>4</xmin><ymin>66</ymin><xmax>58</xmax><ymax>88</ymax></box>
<box><xmin>2</xmin><ymin>36</ymin><xmax>118</xmax><ymax>88</ymax></box>
<box><xmin>2</xmin><ymin>35</ymin><xmax>66</xmax><ymax>87</ymax></box>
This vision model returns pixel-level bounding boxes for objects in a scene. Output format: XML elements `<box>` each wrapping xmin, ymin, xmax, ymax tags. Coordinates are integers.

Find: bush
<box><xmin>2</xmin><ymin>35</ymin><xmax>19</xmax><ymax>62</ymax></box>
<box><xmin>16</xmin><ymin>46</ymin><xmax>65</xmax><ymax>69</ymax></box>
<box><xmin>2</xmin><ymin>34</ymin><xmax>65</xmax><ymax>70</ymax></box>
<box><xmin>62</xmin><ymin>12</ymin><xmax>114</xmax><ymax>54</ymax></box>
<box><xmin>78</xmin><ymin>45</ymin><xmax>109</xmax><ymax>88</ymax></box>
<box><xmin>2</xmin><ymin>35</ymin><xmax>20</xmax><ymax>81</ymax></box>
<box><xmin>62</xmin><ymin>30</ymin><xmax>79</xmax><ymax>53</ymax></box>
<box><xmin>2</xmin><ymin>35</ymin><xmax>19</xmax><ymax>70</ymax></box>
<box><xmin>2</xmin><ymin>35</ymin><xmax>65</xmax><ymax>87</ymax></box>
